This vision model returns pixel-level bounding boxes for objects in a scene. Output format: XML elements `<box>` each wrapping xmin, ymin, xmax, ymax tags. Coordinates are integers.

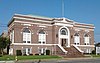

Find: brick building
<box><xmin>8</xmin><ymin>14</ymin><xmax>95</xmax><ymax>57</ymax></box>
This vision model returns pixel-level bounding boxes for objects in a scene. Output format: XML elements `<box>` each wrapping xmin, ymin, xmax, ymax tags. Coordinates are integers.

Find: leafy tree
<box><xmin>0</xmin><ymin>36</ymin><xmax>10</xmax><ymax>55</ymax></box>
<box><xmin>95</xmin><ymin>43</ymin><xmax>100</xmax><ymax>47</ymax></box>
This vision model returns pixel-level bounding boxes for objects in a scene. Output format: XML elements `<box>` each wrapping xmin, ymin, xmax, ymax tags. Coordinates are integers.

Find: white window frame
<box><xmin>60</xmin><ymin>28</ymin><xmax>68</xmax><ymax>35</ymax></box>
<box><xmin>23</xmin><ymin>48</ymin><xmax>32</xmax><ymax>55</ymax></box>
<box><xmin>38</xmin><ymin>48</ymin><xmax>46</xmax><ymax>55</ymax></box>
<box><xmin>74</xmin><ymin>36</ymin><xmax>80</xmax><ymax>45</ymax></box>
<box><xmin>9</xmin><ymin>48</ymin><xmax>13</xmax><ymax>55</ymax></box>
<box><xmin>23</xmin><ymin>33</ymin><xmax>31</xmax><ymax>43</ymax></box>
<box><xmin>74</xmin><ymin>33</ymin><xmax>80</xmax><ymax>45</ymax></box>
<box><xmin>84</xmin><ymin>34</ymin><xmax>90</xmax><ymax>45</ymax></box>
<box><xmin>85</xmin><ymin>48</ymin><xmax>91</xmax><ymax>53</ymax></box>
<box><xmin>10</xmin><ymin>30</ymin><xmax>14</xmax><ymax>43</ymax></box>
<box><xmin>38</xmin><ymin>30</ymin><xmax>46</xmax><ymax>44</ymax></box>
<box><xmin>23</xmin><ymin>28</ymin><xmax>31</xmax><ymax>43</ymax></box>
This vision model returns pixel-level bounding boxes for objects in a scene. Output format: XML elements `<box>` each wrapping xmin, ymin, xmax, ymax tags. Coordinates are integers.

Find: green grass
<box><xmin>0</xmin><ymin>55</ymin><xmax>61</xmax><ymax>61</ymax></box>
<box><xmin>0</xmin><ymin>55</ymin><xmax>15</xmax><ymax>61</ymax></box>
<box><xmin>18</xmin><ymin>55</ymin><xmax>61</xmax><ymax>60</ymax></box>
<box><xmin>91</xmin><ymin>54</ymin><xmax>100</xmax><ymax>58</ymax></box>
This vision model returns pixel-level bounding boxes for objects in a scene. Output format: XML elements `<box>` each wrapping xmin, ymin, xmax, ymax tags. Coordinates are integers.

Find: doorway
<box><xmin>61</xmin><ymin>39</ymin><xmax>67</xmax><ymax>47</ymax></box>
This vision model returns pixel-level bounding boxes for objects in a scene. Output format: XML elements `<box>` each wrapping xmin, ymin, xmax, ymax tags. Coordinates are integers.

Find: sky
<box><xmin>0</xmin><ymin>0</ymin><xmax>100</xmax><ymax>42</ymax></box>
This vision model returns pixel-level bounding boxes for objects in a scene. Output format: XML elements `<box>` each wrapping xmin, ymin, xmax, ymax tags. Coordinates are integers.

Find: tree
<box><xmin>0</xmin><ymin>36</ymin><xmax>10</xmax><ymax>55</ymax></box>
<box><xmin>95</xmin><ymin>43</ymin><xmax>100</xmax><ymax>47</ymax></box>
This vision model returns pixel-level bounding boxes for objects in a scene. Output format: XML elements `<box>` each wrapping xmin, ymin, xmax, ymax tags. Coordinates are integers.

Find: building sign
<box><xmin>96</xmin><ymin>47</ymin><xmax>100</xmax><ymax>55</ymax></box>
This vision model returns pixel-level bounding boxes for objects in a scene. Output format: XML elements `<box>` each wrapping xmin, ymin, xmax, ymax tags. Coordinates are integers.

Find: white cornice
<box><xmin>14</xmin><ymin>17</ymin><xmax>52</xmax><ymax>23</ymax></box>
<box><xmin>54</xmin><ymin>22</ymin><xmax>73</xmax><ymax>27</ymax></box>
<box><xmin>14</xmin><ymin>21</ymin><xmax>53</xmax><ymax>26</ymax></box>
<box><xmin>14</xmin><ymin>13</ymin><xmax>53</xmax><ymax>20</ymax></box>
<box><xmin>8</xmin><ymin>14</ymin><xmax>95</xmax><ymax>30</ymax></box>
<box><xmin>74</xmin><ymin>25</ymin><xmax>95</xmax><ymax>29</ymax></box>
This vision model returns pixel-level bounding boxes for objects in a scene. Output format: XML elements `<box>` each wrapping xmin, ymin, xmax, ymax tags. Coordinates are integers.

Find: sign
<box><xmin>96</xmin><ymin>47</ymin><xmax>100</xmax><ymax>55</ymax></box>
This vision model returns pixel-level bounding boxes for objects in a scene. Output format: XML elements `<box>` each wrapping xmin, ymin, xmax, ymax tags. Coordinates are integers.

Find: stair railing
<box><xmin>57</xmin><ymin>44</ymin><xmax>68</xmax><ymax>54</ymax></box>
<box><xmin>72</xmin><ymin>44</ymin><xmax>84</xmax><ymax>53</ymax></box>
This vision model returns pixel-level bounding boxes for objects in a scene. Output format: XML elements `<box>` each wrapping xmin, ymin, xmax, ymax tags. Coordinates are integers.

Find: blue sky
<box><xmin>0</xmin><ymin>0</ymin><xmax>100</xmax><ymax>42</ymax></box>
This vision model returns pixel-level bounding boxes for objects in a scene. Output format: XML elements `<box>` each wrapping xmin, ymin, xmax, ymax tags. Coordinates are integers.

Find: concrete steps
<box><xmin>64</xmin><ymin>46</ymin><xmax>84</xmax><ymax>57</ymax></box>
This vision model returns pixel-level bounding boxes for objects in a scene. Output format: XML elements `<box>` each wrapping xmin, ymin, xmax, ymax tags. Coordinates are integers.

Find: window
<box><xmin>38</xmin><ymin>30</ymin><xmax>46</xmax><ymax>44</ymax></box>
<box><xmin>9</xmin><ymin>48</ymin><xmax>13</xmax><ymax>55</ymax></box>
<box><xmin>10</xmin><ymin>30</ymin><xmax>14</xmax><ymax>43</ymax></box>
<box><xmin>23</xmin><ymin>49</ymin><xmax>26</xmax><ymax>55</ymax></box>
<box><xmin>74</xmin><ymin>33</ymin><xmax>80</xmax><ymax>45</ymax></box>
<box><xmin>84</xmin><ymin>48</ymin><xmax>91</xmax><ymax>53</ymax></box>
<box><xmin>84</xmin><ymin>34</ymin><xmax>90</xmax><ymax>45</ymax></box>
<box><xmin>60</xmin><ymin>28</ymin><xmax>68</xmax><ymax>35</ymax></box>
<box><xmin>23</xmin><ymin>48</ymin><xmax>31</xmax><ymax>55</ymax></box>
<box><xmin>23</xmin><ymin>28</ymin><xmax>31</xmax><ymax>43</ymax></box>
<box><xmin>38</xmin><ymin>48</ymin><xmax>46</xmax><ymax>55</ymax></box>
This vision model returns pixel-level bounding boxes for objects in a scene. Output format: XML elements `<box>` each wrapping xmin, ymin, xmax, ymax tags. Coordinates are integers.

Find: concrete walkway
<box><xmin>0</xmin><ymin>61</ymin><xmax>15</xmax><ymax>63</ymax></box>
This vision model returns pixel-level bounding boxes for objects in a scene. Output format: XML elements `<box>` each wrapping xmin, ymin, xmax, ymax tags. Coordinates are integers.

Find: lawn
<box><xmin>0</xmin><ymin>55</ymin><xmax>15</xmax><ymax>61</ymax></box>
<box><xmin>0</xmin><ymin>55</ymin><xmax>61</xmax><ymax>61</ymax></box>
<box><xmin>91</xmin><ymin>54</ymin><xmax>100</xmax><ymax>58</ymax></box>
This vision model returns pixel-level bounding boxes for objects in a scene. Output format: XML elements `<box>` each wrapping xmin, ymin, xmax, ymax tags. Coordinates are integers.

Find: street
<box><xmin>1</xmin><ymin>58</ymin><xmax>100</xmax><ymax>63</ymax></box>
<box><xmin>15</xmin><ymin>58</ymin><xmax>100</xmax><ymax>63</ymax></box>
<box><xmin>58</xmin><ymin>58</ymin><xmax>100</xmax><ymax>63</ymax></box>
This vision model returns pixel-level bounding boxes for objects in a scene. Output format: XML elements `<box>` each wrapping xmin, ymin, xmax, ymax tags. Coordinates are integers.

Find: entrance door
<box><xmin>61</xmin><ymin>39</ymin><xmax>67</xmax><ymax>47</ymax></box>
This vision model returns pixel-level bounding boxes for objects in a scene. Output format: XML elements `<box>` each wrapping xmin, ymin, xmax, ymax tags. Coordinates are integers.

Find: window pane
<box><xmin>74</xmin><ymin>33</ymin><xmax>79</xmax><ymax>36</ymax></box>
<box><xmin>23</xmin><ymin>41</ymin><xmax>26</xmax><ymax>43</ymax></box>
<box><xmin>60</xmin><ymin>28</ymin><xmax>67</xmax><ymax>35</ymax></box>
<box><xmin>39</xmin><ymin>30</ymin><xmax>45</xmax><ymax>34</ymax></box>
<box><xmin>84</xmin><ymin>36</ymin><xmax>90</xmax><ymax>45</ymax></box>
<box><xmin>74</xmin><ymin>36</ymin><xmax>80</xmax><ymax>45</ymax></box>
<box><xmin>38</xmin><ymin>30</ymin><xmax>46</xmax><ymax>44</ymax></box>
<box><xmin>28</xmin><ymin>48</ymin><xmax>30</xmax><ymax>54</ymax></box>
<box><xmin>27</xmin><ymin>41</ymin><xmax>30</xmax><ymax>43</ymax></box>
<box><xmin>23</xmin><ymin>49</ymin><xmax>26</xmax><ymax>54</ymax></box>
<box><xmin>23</xmin><ymin>33</ymin><xmax>31</xmax><ymax>43</ymax></box>
<box><xmin>23</xmin><ymin>28</ymin><xmax>30</xmax><ymax>33</ymax></box>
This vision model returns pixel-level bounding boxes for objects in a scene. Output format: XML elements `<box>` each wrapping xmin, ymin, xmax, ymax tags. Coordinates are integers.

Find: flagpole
<box><xmin>62</xmin><ymin>0</ymin><xmax>64</xmax><ymax>17</ymax></box>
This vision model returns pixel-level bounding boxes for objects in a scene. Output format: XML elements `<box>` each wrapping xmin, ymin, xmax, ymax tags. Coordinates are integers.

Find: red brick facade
<box><xmin>8</xmin><ymin>14</ymin><xmax>95</xmax><ymax>57</ymax></box>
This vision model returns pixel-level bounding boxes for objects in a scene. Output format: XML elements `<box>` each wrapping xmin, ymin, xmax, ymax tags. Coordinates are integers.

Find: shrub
<box><xmin>46</xmin><ymin>50</ymin><xmax>50</xmax><ymax>55</ymax></box>
<box><xmin>23</xmin><ymin>54</ymin><xmax>27</xmax><ymax>56</ymax></box>
<box><xmin>35</xmin><ymin>53</ymin><xmax>39</xmax><ymax>55</ymax></box>
<box><xmin>0</xmin><ymin>54</ymin><xmax>2</xmax><ymax>57</ymax></box>
<box><xmin>41</xmin><ymin>53</ymin><xmax>44</xmax><ymax>55</ymax></box>
<box><xmin>16</xmin><ymin>50</ymin><xmax>22</xmax><ymax>56</ymax></box>
<box><xmin>29</xmin><ymin>54</ymin><xmax>33</xmax><ymax>55</ymax></box>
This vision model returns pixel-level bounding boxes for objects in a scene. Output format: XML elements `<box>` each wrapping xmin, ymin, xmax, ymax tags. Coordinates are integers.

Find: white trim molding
<box><xmin>57</xmin><ymin>45</ymin><xmax>68</xmax><ymax>54</ymax></box>
<box><xmin>11</xmin><ymin>43</ymin><xmax>58</xmax><ymax>46</ymax></box>
<box><xmin>14</xmin><ymin>21</ymin><xmax>53</xmax><ymax>26</ymax></box>
<box><xmin>54</xmin><ymin>23</ymin><xmax>73</xmax><ymax>27</ymax></box>
<box><xmin>58</xmin><ymin>26</ymin><xmax>70</xmax><ymax>47</ymax></box>
<box><xmin>76</xmin><ymin>45</ymin><xmax>95</xmax><ymax>47</ymax></box>
<box><xmin>73</xmin><ymin>44</ymin><xmax>84</xmax><ymax>53</ymax></box>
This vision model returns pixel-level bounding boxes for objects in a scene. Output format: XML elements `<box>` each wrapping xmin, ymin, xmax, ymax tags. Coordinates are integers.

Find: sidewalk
<box><xmin>16</xmin><ymin>57</ymin><xmax>94</xmax><ymax>63</ymax></box>
<box><xmin>0</xmin><ymin>61</ymin><xmax>15</xmax><ymax>63</ymax></box>
<box><xmin>0</xmin><ymin>57</ymin><xmax>94</xmax><ymax>63</ymax></box>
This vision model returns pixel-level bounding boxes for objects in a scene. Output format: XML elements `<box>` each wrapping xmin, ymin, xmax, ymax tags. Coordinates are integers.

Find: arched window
<box><xmin>39</xmin><ymin>30</ymin><xmax>45</xmax><ymax>34</ymax></box>
<box><xmin>74</xmin><ymin>33</ymin><xmax>80</xmax><ymax>45</ymax></box>
<box><xmin>23</xmin><ymin>28</ymin><xmax>31</xmax><ymax>43</ymax></box>
<box><xmin>60</xmin><ymin>28</ymin><xmax>68</xmax><ymax>35</ymax></box>
<box><xmin>84</xmin><ymin>33</ymin><xmax>90</xmax><ymax>45</ymax></box>
<box><xmin>38</xmin><ymin>30</ymin><xmax>46</xmax><ymax>44</ymax></box>
<box><xmin>23</xmin><ymin>28</ymin><xmax>30</xmax><ymax>33</ymax></box>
